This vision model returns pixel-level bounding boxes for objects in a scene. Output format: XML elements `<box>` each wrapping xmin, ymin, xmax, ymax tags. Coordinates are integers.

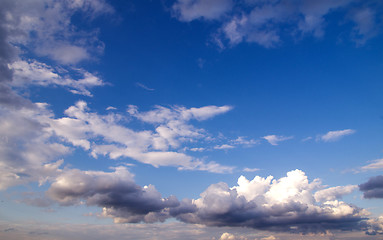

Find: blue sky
<box><xmin>1</xmin><ymin>0</ymin><xmax>383</xmax><ymax>239</ymax></box>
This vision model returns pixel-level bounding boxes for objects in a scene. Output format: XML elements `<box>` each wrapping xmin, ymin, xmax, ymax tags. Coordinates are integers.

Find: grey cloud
<box><xmin>47</xmin><ymin>166</ymin><xmax>179</xmax><ymax>223</ymax></box>
<box><xmin>359</xmin><ymin>175</ymin><xmax>383</xmax><ymax>199</ymax></box>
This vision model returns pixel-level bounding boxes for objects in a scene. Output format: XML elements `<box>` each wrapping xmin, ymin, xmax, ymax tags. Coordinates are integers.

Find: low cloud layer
<box><xmin>44</xmin><ymin>168</ymin><xmax>383</xmax><ymax>235</ymax></box>
<box><xmin>173</xmin><ymin>169</ymin><xmax>371</xmax><ymax>234</ymax></box>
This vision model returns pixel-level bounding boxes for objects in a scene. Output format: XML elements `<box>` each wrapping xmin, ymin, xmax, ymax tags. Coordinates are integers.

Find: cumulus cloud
<box><xmin>173</xmin><ymin>169</ymin><xmax>373</xmax><ymax>234</ymax></box>
<box><xmin>262</xmin><ymin>135</ymin><xmax>293</xmax><ymax>145</ymax></box>
<box><xmin>171</xmin><ymin>0</ymin><xmax>382</xmax><ymax>48</ymax></box>
<box><xmin>359</xmin><ymin>175</ymin><xmax>383</xmax><ymax>199</ymax></box>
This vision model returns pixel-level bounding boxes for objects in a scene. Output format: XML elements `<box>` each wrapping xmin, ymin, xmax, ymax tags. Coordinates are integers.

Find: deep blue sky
<box><xmin>1</xmin><ymin>0</ymin><xmax>383</xmax><ymax>239</ymax></box>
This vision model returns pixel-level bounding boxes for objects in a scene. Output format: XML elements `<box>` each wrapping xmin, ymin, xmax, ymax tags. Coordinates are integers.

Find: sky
<box><xmin>0</xmin><ymin>0</ymin><xmax>383</xmax><ymax>239</ymax></box>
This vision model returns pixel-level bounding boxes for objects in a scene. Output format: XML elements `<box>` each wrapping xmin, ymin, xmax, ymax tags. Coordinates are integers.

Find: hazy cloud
<box><xmin>171</xmin><ymin>0</ymin><xmax>382</xmax><ymax>48</ymax></box>
<box><xmin>172</xmin><ymin>0</ymin><xmax>233</xmax><ymax>21</ymax></box>
<box><xmin>319</xmin><ymin>129</ymin><xmax>356</xmax><ymax>142</ymax></box>
<box><xmin>262</xmin><ymin>135</ymin><xmax>293</xmax><ymax>145</ymax></box>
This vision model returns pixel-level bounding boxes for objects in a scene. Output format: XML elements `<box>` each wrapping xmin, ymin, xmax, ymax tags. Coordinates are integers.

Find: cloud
<box><xmin>0</xmin><ymin>103</ymin><xmax>69</xmax><ymax>190</ymax></box>
<box><xmin>319</xmin><ymin>129</ymin><xmax>356</xmax><ymax>142</ymax></box>
<box><xmin>172</xmin><ymin>0</ymin><xmax>233</xmax><ymax>21</ymax></box>
<box><xmin>5</xmin><ymin>0</ymin><xmax>113</xmax><ymax>65</ymax></box>
<box><xmin>231</xmin><ymin>136</ymin><xmax>259</xmax><ymax>147</ymax></box>
<box><xmin>314</xmin><ymin>185</ymin><xmax>358</xmax><ymax>202</ymax></box>
<box><xmin>136</xmin><ymin>82</ymin><xmax>155</xmax><ymax>91</ymax></box>
<box><xmin>243</xmin><ymin>168</ymin><xmax>260</xmax><ymax>172</ymax></box>
<box><xmin>262</xmin><ymin>135</ymin><xmax>293</xmax><ymax>145</ymax></box>
<box><xmin>9</xmin><ymin>60</ymin><xmax>104</xmax><ymax>96</ymax></box>
<box><xmin>214</xmin><ymin>144</ymin><xmax>235</xmax><ymax>150</ymax></box>
<box><xmin>359</xmin><ymin>175</ymin><xmax>383</xmax><ymax>199</ymax></box>
<box><xmin>49</xmin><ymin>101</ymin><xmax>234</xmax><ymax>173</ymax></box>
<box><xmin>171</xmin><ymin>0</ymin><xmax>382</xmax><ymax>48</ymax></box>
<box><xmin>360</xmin><ymin>158</ymin><xmax>383</xmax><ymax>171</ymax></box>
<box><xmin>47</xmin><ymin>166</ymin><xmax>179</xmax><ymax>223</ymax></box>
<box><xmin>173</xmin><ymin>169</ymin><xmax>374</xmax><ymax>234</ymax></box>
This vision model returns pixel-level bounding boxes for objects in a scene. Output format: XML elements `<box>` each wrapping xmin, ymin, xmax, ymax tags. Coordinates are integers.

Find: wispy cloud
<box><xmin>136</xmin><ymin>82</ymin><xmax>155</xmax><ymax>91</ymax></box>
<box><xmin>361</xmin><ymin>158</ymin><xmax>383</xmax><ymax>171</ymax></box>
<box><xmin>319</xmin><ymin>129</ymin><xmax>356</xmax><ymax>142</ymax></box>
<box><xmin>172</xmin><ymin>0</ymin><xmax>382</xmax><ymax>48</ymax></box>
<box><xmin>262</xmin><ymin>135</ymin><xmax>293</xmax><ymax>145</ymax></box>
<box><xmin>243</xmin><ymin>167</ymin><xmax>260</xmax><ymax>172</ymax></box>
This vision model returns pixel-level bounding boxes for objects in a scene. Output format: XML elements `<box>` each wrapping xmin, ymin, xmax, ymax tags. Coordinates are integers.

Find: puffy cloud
<box><xmin>219</xmin><ymin>232</ymin><xmax>250</xmax><ymax>240</ymax></box>
<box><xmin>48</xmin><ymin>101</ymin><xmax>235</xmax><ymax>173</ymax></box>
<box><xmin>319</xmin><ymin>129</ymin><xmax>356</xmax><ymax>142</ymax></box>
<box><xmin>47</xmin><ymin>166</ymin><xmax>179</xmax><ymax>223</ymax></box>
<box><xmin>262</xmin><ymin>135</ymin><xmax>293</xmax><ymax>145</ymax></box>
<box><xmin>171</xmin><ymin>0</ymin><xmax>382</xmax><ymax>48</ymax></box>
<box><xmin>172</xmin><ymin>0</ymin><xmax>233</xmax><ymax>21</ymax></box>
<box><xmin>173</xmin><ymin>170</ymin><xmax>372</xmax><ymax>234</ymax></box>
<box><xmin>359</xmin><ymin>175</ymin><xmax>383</xmax><ymax>199</ymax></box>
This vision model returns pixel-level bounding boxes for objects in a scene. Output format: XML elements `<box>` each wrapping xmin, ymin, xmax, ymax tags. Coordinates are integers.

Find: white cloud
<box><xmin>361</xmin><ymin>158</ymin><xmax>383</xmax><ymax>171</ymax></box>
<box><xmin>231</xmin><ymin>136</ymin><xmax>259</xmax><ymax>146</ymax></box>
<box><xmin>9</xmin><ymin>60</ymin><xmax>104</xmax><ymax>96</ymax></box>
<box><xmin>314</xmin><ymin>185</ymin><xmax>358</xmax><ymax>202</ymax></box>
<box><xmin>48</xmin><ymin>101</ymin><xmax>234</xmax><ymax>173</ymax></box>
<box><xmin>319</xmin><ymin>129</ymin><xmax>356</xmax><ymax>142</ymax></box>
<box><xmin>262</xmin><ymin>135</ymin><xmax>293</xmax><ymax>145</ymax></box>
<box><xmin>214</xmin><ymin>144</ymin><xmax>235</xmax><ymax>150</ymax></box>
<box><xmin>136</xmin><ymin>82</ymin><xmax>155</xmax><ymax>91</ymax></box>
<box><xmin>243</xmin><ymin>167</ymin><xmax>260</xmax><ymax>172</ymax></box>
<box><xmin>172</xmin><ymin>0</ymin><xmax>233</xmax><ymax>21</ymax></box>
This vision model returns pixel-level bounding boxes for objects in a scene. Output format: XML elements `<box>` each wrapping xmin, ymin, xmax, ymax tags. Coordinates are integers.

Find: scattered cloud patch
<box><xmin>214</xmin><ymin>144</ymin><xmax>235</xmax><ymax>150</ymax></box>
<box><xmin>172</xmin><ymin>0</ymin><xmax>233</xmax><ymax>22</ymax></box>
<box><xmin>319</xmin><ymin>129</ymin><xmax>356</xmax><ymax>142</ymax></box>
<box><xmin>361</xmin><ymin>158</ymin><xmax>383</xmax><ymax>171</ymax></box>
<box><xmin>136</xmin><ymin>82</ymin><xmax>155</xmax><ymax>91</ymax></box>
<box><xmin>9</xmin><ymin>60</ymin><xmax>104</xmax><ymax>96</ymax></box>
<box><xmin>243</xmin><ymin>167</ymin><xmax>260</xmax><ymax>173</ymax></box>
<box><xmin>262</xmin><ymin>135</ymin><xmax>293</xmax><ymax>145</ymax></box>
